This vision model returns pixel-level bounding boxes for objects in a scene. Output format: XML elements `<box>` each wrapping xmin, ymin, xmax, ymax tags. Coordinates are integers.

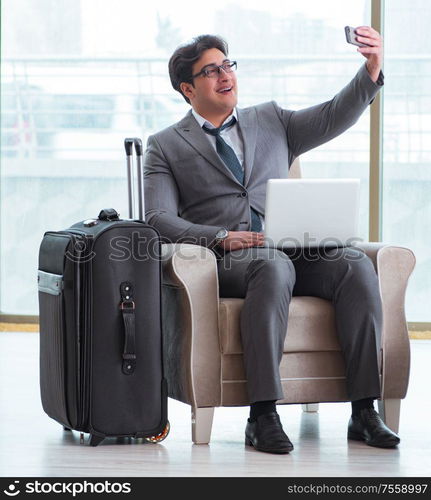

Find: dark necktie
<box><xmin>203</xmin><ymin>117</ymin><xmax>262</xmax><ymax>232</ymax></box>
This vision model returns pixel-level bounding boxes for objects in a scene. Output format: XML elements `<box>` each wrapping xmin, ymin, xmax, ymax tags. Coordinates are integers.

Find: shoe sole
<box><xmin>245</xmin><ymin>436</ymin><xmax>293</xmax><ymax>454</ymax></box>
<box><xmin>348</xmin><ymin>430</ymin><xmax>400</xmax><ymax>448</ymax></box>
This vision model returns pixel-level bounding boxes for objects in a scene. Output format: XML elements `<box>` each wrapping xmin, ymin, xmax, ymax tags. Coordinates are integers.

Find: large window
<box><xmin>2</xmin><ymin>0</ymin><xmax>428</xmax><ymax>323</ymax></box>
<box><xmin>382</xmin><ymin>0</ymin><xmax>431</xmax><ymax>321</ymax></box>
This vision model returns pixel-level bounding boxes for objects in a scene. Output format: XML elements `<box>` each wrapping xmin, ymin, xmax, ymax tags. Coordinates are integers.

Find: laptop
<box><xmin>264</xmin><ymin>178</ymin><xmax>361</xmax><ymax>248</ymax></box>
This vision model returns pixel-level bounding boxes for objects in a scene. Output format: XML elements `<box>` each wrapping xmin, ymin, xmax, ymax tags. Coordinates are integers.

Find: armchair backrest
<box><xmin>288</xmin><ymin>157</ymin><xmax>302</xmax><ymax>179</ymax></box>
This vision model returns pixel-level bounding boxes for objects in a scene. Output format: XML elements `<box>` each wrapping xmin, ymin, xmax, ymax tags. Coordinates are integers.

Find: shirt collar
<box><xmin>192</xmin><ymin>108</ymin><xmax>238</xmax><ymax>130</ymax></box>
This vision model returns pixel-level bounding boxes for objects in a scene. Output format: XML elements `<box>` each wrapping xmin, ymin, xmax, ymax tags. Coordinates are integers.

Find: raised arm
<box><xmin>277</xmin><ymin>27</ymin><xmax>384</xmax><ymax>159</ymax></box>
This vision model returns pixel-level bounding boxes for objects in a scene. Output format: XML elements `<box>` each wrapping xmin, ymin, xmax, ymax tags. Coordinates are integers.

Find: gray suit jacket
<box><xmin>144</xmin><ymin>64</ymin><xmax>382</xmax><ymax>248</ymax></box>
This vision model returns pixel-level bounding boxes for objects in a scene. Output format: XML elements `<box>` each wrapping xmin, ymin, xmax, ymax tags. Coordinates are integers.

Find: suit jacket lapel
<box><xmin>237</xmin><ymin>107</ymin><xmax>257</xmax><ymax>187</ymax></box>
<box><xmin>174</xmin><ymin>111</ymin><xmax>242</xmax><ymax>185</ymax></box>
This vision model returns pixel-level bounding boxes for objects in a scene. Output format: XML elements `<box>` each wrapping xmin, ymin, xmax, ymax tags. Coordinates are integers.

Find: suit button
<box><xmin>240</xmin><ymin>192</ymin><xmax>248</xmax><ymax>198</ymax></box>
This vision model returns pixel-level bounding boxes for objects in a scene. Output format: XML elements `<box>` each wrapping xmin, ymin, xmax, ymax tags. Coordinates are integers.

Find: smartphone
<box><xmin>344</xmin><ymin>26</ymin><xmax>369</xmax><ymax>47</ymax></box>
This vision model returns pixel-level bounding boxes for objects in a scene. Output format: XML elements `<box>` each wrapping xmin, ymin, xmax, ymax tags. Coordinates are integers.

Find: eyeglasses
<box><xmin>192</xmin><ymin>61</ymin><xmax>237</xmax><ymax>79</ymax></box>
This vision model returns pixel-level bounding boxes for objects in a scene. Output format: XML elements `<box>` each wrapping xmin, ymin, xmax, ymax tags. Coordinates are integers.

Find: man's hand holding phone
<box><xmin>345</xmin><ymin>25</ymin><xmax>383</xmax><ymax>83</ymax></box>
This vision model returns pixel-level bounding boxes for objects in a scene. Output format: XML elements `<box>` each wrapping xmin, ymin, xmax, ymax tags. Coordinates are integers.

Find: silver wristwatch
<box><xmin>214</xmin><ymin>227</ymin><xmax>229</xmax><ymax>246</ymax></box>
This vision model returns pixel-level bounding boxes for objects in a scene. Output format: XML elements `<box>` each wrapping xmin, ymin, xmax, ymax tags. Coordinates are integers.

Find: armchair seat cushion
<box><xmin>218</xmin><ymin>296</ymin><xmax>341</xmax><ymax>355</ymax></box>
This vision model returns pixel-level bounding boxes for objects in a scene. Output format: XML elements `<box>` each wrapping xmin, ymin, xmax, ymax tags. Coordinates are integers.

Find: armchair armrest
<box><xmin>161</xmin><ymin>244</ymin><xmax>221</xmax><ymax>407</ymax></box>
<box><xmin>354</xmin><ymin>242</ymin><xmax>416</xmax><ymax>399</ymax></box>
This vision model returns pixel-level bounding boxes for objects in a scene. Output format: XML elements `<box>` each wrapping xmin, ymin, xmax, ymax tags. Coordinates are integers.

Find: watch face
<box><xmin>217</xmin><ymin>228</ymin><xmax>228</xmax><ymax>240</ymax></box>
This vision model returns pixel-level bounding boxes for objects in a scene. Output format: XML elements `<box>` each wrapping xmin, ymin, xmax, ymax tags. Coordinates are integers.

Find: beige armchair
<box><xmin>161</xmin><ymin>159</ymin><xmax>416</xmax><ymax>444</ymax></box>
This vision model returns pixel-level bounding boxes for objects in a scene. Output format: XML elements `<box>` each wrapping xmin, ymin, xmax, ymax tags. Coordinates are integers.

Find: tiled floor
<box><xmin>1</xmin><ymin>332</ymin><xmax>430</xmax><ymax>477</ymax></box>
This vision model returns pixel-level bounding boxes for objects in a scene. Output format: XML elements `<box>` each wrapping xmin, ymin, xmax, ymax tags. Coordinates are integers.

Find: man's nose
<box><xmin>217</xmin><ymin>68</ymin><xmax>230</xmax><ymax>81</ymax></box>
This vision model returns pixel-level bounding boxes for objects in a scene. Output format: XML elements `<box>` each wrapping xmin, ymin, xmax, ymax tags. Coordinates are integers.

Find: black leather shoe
<box><xmin>245</xmin><ymin>412</ymin><xmax>294</xmax><ymax>454</ymax></box>
<box><xmin>348</xmin><ymin>408</ymin><xmax>400</xmax><ymax>448</ymax></box>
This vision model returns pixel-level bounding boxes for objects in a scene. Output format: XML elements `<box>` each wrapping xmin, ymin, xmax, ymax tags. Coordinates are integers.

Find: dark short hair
<box><xmin>168</xmin><ymin>34</ymin><xmax>229</xmax><ymax>104</ymax></box>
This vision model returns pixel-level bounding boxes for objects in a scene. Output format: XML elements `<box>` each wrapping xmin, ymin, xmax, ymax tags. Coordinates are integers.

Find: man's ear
<box><xmin>180</xmin><ymin>82</ymin><xmax>195</xmax><ymax>101</ymax></box>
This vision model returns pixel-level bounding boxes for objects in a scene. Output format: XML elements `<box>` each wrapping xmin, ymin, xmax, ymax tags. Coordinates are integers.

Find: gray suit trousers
<box><xmin>217</xmin><ymin>246</ymin><xmax>382</xmax><ymax>403</ymax></box>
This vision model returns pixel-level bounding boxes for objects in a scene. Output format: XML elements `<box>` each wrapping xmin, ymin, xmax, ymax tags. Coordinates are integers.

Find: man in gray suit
<box><xmin>144</xmin><ymin>29</ymin><xmax>400</xmax><ymax>454</ymax></box>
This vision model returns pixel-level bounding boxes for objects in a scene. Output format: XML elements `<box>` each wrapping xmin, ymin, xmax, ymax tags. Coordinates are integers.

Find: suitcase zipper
<box><xmin>81</xmin><ymin>253</ymin><xmax>93</xmax><ymax>430</ymax></box>
<box><xmin>64</xmin><ymin>230</ymin><xmax>93</xmax><ymax>430</ymax></box>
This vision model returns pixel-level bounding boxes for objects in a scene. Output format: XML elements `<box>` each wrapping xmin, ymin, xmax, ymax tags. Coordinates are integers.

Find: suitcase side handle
<box><xmin>119</xmin><ymin>281</ymin><xmax>136</xmax><ymax>375</ymax></box>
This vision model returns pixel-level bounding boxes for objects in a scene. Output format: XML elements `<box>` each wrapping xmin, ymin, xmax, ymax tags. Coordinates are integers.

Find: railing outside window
<box><xmin>1</xmin><ymin>55</ymin><xmax>431</xmax><ymax>319</ymax></box>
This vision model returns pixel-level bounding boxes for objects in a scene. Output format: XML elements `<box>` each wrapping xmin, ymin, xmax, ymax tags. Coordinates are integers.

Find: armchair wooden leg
<box><xmin>302</xmin><ymin>403</ymin><xmax>319</xmax><ymax>413</ymax></box>
<box><xmin>377</xmin><ymin>398</ymin><xmax>401</xmax><ymax>433</ymax></box>
<box><xmin>191</xmin><ymin>407</ymin><xmax>214</xmax><ymax>444</ymax></box>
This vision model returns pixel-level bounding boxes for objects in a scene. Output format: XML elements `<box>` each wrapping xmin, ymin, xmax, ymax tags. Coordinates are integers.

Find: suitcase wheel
<box><xmin>89</xmin><ymin>434</ymin><xmax>105</xmax><ymax>447</ymax></box>
<box><xmin>145</xmin><ymin>421</ymin><xmax>170</xmax><ymax>443</ymax></box>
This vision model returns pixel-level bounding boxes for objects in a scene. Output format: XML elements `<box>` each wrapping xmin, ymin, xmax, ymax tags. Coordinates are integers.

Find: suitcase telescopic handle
<box><xmin>124</xmin><ymin>138</ymin><xmax>144</xmax><ymax>221</ymax></box>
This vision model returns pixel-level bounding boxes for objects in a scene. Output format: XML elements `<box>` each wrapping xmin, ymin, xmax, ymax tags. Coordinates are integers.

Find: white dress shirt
<box><xmin>191</xmin><ymin>108</ymin><xmax>245</xmax><ymax>169</ymax></box>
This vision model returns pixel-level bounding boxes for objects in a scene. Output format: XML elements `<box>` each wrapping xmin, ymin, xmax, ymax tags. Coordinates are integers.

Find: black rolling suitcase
<box><xmin>38</xmin><ymin>138</ymin><xmax>169</xmax><ymax>446</ymax></box>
